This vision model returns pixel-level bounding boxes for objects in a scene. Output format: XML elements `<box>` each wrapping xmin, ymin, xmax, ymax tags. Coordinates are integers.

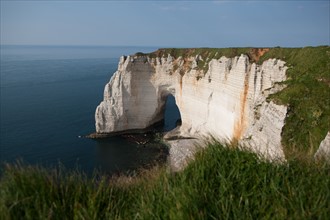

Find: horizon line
<box><xmin>1</xmin><ymin>44</ymin><xmax>329</xmax><ymax>49</ymax></box>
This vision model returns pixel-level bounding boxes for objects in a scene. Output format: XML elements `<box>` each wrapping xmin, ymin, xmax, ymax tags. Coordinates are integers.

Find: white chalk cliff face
<box><xmin>95</xmin><ymin>53</ymin><xmax>288</xmax><ymax>169</ymax></box>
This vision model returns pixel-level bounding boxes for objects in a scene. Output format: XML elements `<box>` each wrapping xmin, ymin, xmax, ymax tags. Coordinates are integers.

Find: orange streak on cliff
<box><xmin>233</xmin><ymin>72</ymin><xmax>250</xmax><ymax>142</ymax></box>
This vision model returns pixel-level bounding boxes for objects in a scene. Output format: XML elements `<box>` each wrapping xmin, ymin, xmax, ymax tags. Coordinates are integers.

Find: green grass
<box><xmin>1</xmin><ymin>143</ymin><xmax>329</xmax><ymax>219</ymax></box>
<box><xmin>259</xmin><ymin>46</ymin><xmax>330</xmax><ymax>156</ymax></box>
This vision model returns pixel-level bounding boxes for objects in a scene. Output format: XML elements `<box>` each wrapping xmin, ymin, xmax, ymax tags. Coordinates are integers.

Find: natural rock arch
<box><xmin>163</xmin><ymin>94</ymin><xmax>182</xmax><ymax>132</ymax></box>
<box><xmin>95</xmin><ymin>54</ymin><xmax>288</xmax><ymax>169</ymax></box>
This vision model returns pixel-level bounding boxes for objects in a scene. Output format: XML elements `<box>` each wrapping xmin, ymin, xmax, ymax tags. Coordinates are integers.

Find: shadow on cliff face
<box><xmin>163</xmin><ymin>94</ymin><xmax>181</xmax><ymax>132</ymax></box>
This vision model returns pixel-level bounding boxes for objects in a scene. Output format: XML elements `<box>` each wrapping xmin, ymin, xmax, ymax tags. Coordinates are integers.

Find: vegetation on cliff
<box><xmin>139</xmin><ymin>46</ymin><xmax>330</xmax><ymax>157</ymax></box>
<box><xmin>1</xmin><ymin>143</ymin><xmax>329</xmax><ymax>219</ymax></box>
<box><xmin>259</xmin><ymin>46</ymin><xmax>330</xmax><ymax>157</ymax></box>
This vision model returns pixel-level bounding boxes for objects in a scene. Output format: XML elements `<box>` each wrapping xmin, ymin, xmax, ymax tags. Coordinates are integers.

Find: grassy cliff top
<box><xmin>138</xmin><ymin>46</ymin><xmax>330</xmax><ymax>157</ymax></box>
<box><xmin>263</xmin><ymin>46</ymin><xmax>330</xmax><ymax>157</ymax></box>
<box><xmin>136</xmin><ymin>47</ymin><xmax>269</xmax><ymax>63</ymax></box>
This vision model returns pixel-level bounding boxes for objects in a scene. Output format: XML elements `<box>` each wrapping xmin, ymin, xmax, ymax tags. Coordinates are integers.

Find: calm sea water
<box><xmin>0</xmin><ymin>45</ymin><xmax>180</xmax><ymax>175</ymax></box>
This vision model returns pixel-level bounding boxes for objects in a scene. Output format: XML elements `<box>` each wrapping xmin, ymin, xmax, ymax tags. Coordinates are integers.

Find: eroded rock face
<box><xmin>95</xmin><ymin>53</ymin><xmax>288</xmax><ymax>170</ymax></box>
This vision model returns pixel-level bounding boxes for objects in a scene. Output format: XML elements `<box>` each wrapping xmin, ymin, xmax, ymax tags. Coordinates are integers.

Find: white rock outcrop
<box><xmin>314</xmin><ymin>132</ymin><xmax>330</xmax><ymax>162</ymax></box>
<box><xmin>95</xmin><ymin>53</ymin><xmax>288</xmax><ymax>170</ymax></box>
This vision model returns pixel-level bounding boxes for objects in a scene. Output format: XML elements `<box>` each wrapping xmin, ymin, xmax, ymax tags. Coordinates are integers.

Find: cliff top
<box><xmin>135</xmin><ymin>47</ymin><xmax>269</xmax><ymax>64</ymax></box>
<box><xmin>149</xmin><ymin>47</ymin><xmax>269</xmax><ymax>62</ymax></box>
<box><xmin>134</xmin><ymin>46</ymin><xmax>329</xmax><ymax>64</ymax></box>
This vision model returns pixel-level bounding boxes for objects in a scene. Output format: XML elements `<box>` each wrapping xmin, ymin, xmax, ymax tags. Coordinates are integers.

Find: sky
<box><xmin>0</xmin><ymin>1</ymin><xmax>329</xmax><ymax>48</ymax></box>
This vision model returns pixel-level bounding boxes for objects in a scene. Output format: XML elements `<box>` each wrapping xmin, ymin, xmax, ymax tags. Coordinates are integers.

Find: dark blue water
<box><xmin>0</xmin><ymin>45</ymin><xmax>180</xmax><ymax>174</ymax></box>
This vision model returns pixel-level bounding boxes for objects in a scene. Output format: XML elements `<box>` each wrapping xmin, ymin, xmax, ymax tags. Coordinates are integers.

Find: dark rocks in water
<box><xmin>86</xmin><ymin>120</ymin><xmax>165</xmax><ymax>140</ymax></box>
<box><xmin>85</xmin><ymin>132</ymin><xmax>113</xmax><ymax>139</ymax></box>
<box><xmin>121</xmin><ymin>133</ymin><xmax>152</xmax><ymax>145</ymax></box>
<box><xmin>85</xmin><ymin>122</ymin><xmax>169</xmax><ymax>174</ymax></box>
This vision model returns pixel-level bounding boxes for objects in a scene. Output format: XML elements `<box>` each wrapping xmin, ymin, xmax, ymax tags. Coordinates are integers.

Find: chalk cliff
<box><xmin>95</xmin><ymin>50</ymin><xmax>288</xmax><ymax>170</ymax></box>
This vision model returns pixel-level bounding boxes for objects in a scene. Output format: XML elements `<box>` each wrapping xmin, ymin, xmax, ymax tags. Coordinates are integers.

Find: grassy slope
<box><xmin>259</xmin><ymin>46</ymin><xmax>330</xmax><ymax>156</ymax></box>
<box><xmin>144</xmin><ymin>46</ymin><xmax>330</xmax><ymax>156</ymax></box>
<box><xmin>1</xmin><ymin>143</ymin><xmax>329</xmax><ymax>219</ymax></box>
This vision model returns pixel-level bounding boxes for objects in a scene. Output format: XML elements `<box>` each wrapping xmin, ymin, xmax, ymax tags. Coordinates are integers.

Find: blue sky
<box><xmin>1</xmin><ymin>1</ymin><xmax>329</xmax><ymax>47</ymax></box>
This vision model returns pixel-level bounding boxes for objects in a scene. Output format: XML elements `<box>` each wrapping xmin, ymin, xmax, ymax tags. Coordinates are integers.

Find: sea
<box><xmin>0</xmin><ymin>45</ymin><xmax>181</xmax><ymax>175</ymax></box>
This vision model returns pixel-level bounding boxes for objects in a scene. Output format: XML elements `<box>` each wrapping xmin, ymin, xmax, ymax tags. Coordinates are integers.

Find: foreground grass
<box><xmin>1</xmin><ymin>143</ymin><xmax>329</xmax><ymax>219</ymax></box>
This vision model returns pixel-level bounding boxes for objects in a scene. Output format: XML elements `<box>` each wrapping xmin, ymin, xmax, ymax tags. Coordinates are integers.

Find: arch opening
<box><xmin>163</xmin><ymin>94</ymin><xmax>181</xmax><ymax>132</ymax></box>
